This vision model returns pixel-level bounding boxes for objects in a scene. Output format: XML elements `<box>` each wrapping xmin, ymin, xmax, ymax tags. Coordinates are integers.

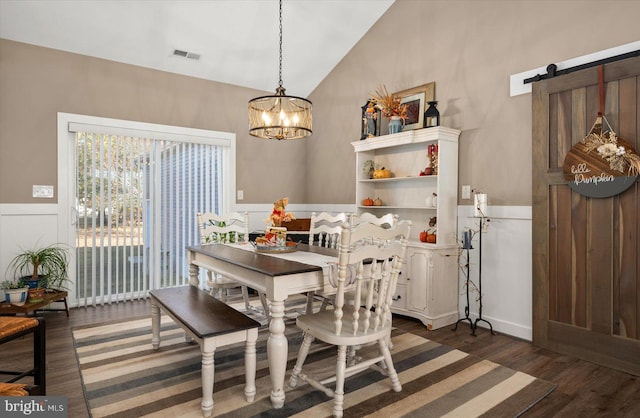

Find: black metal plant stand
<box><xmin>452</xmin><ymin>229</ymin><xmax>474</xmax><ymax>332</ymax></box>
<box><xmin>452</xmin><ymin>219</ymin><xmax>495</xmax><ymax>336</ymax></box>
<box><xmin>473</xmin><ymin>217</ymin><xmax>494</xmax><ymax>336</ymax></box>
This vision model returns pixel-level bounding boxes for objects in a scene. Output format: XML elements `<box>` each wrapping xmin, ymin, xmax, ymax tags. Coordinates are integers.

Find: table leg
<box><xmin>267</xmin><ymin>299</ymin><xmax>287</xmax><ymax>408</ymax></box>
<box><xmin>189</xmin><ymin>259</ymin><xmax>199</xmax><ymax>286</ymax></box>
<box><xmin>151</xmin><ymin>301</ymin><xmax>160</xmax><ymax>350</ymax></box>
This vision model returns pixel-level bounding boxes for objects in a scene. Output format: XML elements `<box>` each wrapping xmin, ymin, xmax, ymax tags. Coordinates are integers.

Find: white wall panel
<box><xmin>457</xmin><ymin>205</ymin><xmax>533</xmax><ymax>340</ymax></box>
<box><xmin>0</xmin><ymin>204</ymin><xmax>60</xmax><ymax>281</ymax></box>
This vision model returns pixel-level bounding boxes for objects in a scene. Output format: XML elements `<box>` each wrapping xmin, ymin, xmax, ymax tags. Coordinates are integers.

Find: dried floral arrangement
<box><xmin>582</xmin><ymin>130</ymin><xmax>640</xmax><ymax>175</ymax></box>
<box><xmin>370</xmin><ymin>85</ymin><xmax>408</xmax><ymax>120</ymax></box>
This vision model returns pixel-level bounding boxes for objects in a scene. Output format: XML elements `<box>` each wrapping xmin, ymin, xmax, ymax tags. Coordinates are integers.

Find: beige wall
<box><xmin>0</xmin><ymin>40</ymin><xmax>307</xmax><ymax>204</ymax></box>
<box><xmin>2</xmin><ymin>0</ymin><xmax>639</xmax><ymax>206</ymax></box>
<box><xmin>307</xmin><ymin>0</ymin><xmax>640</xmax><ymax>205</ymax></box>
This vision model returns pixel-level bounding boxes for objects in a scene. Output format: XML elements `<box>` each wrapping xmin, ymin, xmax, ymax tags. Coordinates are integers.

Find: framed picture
<box><xmin>400</xmin><ymin>93</ymin><xmax>425</xmax><ymax>131</ymax></box>
<box><xmin>394</xmin><ymin>82</ymin><xmax>436</xmax><ymax>131</ymax></box>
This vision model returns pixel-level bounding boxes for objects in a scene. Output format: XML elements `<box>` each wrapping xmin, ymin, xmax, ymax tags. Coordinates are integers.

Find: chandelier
<box><xmin>248</xmin><ymin>0</ymin><xmax>312</xmax><ymax>140</ymax></box>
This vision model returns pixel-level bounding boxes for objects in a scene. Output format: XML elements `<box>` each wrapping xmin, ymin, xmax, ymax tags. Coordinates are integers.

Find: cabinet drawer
<box><xmin>392</xmin><ymin>284</ymin><xmax>407</xmax><ymax>309</ymax></box>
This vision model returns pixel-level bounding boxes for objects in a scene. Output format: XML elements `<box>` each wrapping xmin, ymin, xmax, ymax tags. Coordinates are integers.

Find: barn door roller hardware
<box><xmin>524</xmin><ymin>49</ymin><xmax>640</xmax><ymax>84</ymax></box>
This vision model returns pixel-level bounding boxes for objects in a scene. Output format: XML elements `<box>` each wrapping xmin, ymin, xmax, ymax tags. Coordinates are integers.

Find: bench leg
<box><xmin>151</xmin><ymin>302</ymin><xmax>161</xmax><ymax>350</ymax></box>
<box><xmin>244</xmin><ymin>328</ymin><xmax>258</xmax><ymax>402</ymax></box>
<box><xmin>201</xmin><ymin>348</ymin><xmax>215</xmax><ymax>418</ymax></box>
<box><xmin>33</xmin><ymin>319</ymin><xmax>46</xmax><ymax>395</ymax></box>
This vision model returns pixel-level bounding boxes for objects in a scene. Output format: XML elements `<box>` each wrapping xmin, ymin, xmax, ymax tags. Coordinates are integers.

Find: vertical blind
<box><xmin>72</xmin><ymin>130</ymin><xmax>224</xmax><ymax>307</ymax></box>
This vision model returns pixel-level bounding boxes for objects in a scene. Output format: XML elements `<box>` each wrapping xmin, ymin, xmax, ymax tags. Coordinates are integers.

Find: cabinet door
<box><xmin>428</xmin><ymin>248</ymin><xmax>459</xmax><ymax>318</ymax></box>
<box><xmin>406</xmin><ymin>248</ymin><xmax>428</xmax><ymax>312</ymax></box>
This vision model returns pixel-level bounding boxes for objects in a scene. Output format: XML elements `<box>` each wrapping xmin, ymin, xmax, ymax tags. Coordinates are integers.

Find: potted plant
<box><xmin>1</xmin><ymin>279</ymin><xmax>29</xmax><ymax>306</ymax></box>
<box><xmin>7</xmin><ymin>244</ymin><xmax>71</xmax><ymax>297</ymax></box>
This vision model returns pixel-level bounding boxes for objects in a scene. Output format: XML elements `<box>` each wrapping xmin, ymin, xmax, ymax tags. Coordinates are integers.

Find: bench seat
<box><xmin>0</xmin><ymin>316</ymin><xmax>45</xmax><ymax>395</ymax></box>
<box><xmin>149</xmin><ymin>286</ymin><xmax>260</xmax><ymax>417</ymax></box>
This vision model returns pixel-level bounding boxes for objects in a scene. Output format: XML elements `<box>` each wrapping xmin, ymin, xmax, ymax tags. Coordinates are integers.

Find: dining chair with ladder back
<box><xmin>305</xmin><ymin>212</ymin><xmax>348</xmax><ymax>313</ymax></box>
<box><xmin>289</xmin><ymin>220</ymin><xmax>411</xmax><ymax>418</ymax></box>
<box><xmin>350</xmin><ymin>212</ymin><xmax>398</xmax><ymax>229</ymax></box>
<box><xmin>309</xmin><ymin>212</ymin><xmax>398</xmax><ymax>313</ymax></box>
<box><xmin>197</xmin><ymin>212</ymin><xmax>269</xmax><ymax>317</ymax></box>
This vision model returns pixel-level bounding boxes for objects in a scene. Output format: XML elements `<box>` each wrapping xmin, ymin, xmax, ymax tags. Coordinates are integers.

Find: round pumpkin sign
<box><xmin>563</xmin><ymin>131</ymin><xmax>639</xmax><ymax>198</ymax></box>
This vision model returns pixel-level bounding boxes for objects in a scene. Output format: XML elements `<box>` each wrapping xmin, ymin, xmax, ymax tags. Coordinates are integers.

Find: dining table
<box><xmin>187</xmin><ymin>242</ymin><xmax>339</xmax><ymax>409</ymax></box>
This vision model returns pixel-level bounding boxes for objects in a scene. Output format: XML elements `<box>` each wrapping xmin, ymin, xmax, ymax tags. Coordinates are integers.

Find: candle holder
<box><xmin>423</xmin><ymin>101</ymin><xmax>440</xmax><ymax>128</ymax></box>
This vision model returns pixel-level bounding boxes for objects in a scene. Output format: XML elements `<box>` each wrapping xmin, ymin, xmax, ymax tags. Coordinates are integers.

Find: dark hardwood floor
<box><xmin>2</xmin><ymin>300</ymin><xmax>639</xmax><ymax>417</ymax></box>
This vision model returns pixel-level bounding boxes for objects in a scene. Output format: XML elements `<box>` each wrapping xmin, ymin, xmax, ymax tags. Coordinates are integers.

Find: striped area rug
<box><xmin>72</xmin><ymin>302</ymin><xmax>555</xmax><ymax>417</ymax></box>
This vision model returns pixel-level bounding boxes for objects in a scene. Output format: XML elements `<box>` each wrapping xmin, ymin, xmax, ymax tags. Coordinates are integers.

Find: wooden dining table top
<box><xmin>187</xmin><ymin>243</ymin><xmax>337</xmax><ymax>277</ymax></box>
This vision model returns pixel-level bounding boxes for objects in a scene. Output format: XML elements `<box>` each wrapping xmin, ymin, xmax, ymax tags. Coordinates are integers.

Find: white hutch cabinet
<box><xmin>352</xmin><ymin>127</ymin><xmax>460</xmax><ymax>329</ymax></box>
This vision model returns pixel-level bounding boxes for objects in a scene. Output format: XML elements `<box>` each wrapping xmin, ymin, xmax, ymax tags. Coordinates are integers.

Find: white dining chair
<box><xmin>310</xmin><ymin>212</ymin><xmax>398</xmax><ymax>314</ymax></box>
<box><xmin>289</xmin><ymin>220</ymin><xmax>411</xmax><ymax>418</ymax></box>
<box><xmin>350</xmin><ymin>212</ymin><xmax>398</xmax><ymax>228</ymax></box>
<box><xmin>308</xmin><ymin>212</ymin><xmax>347</xmax><ymax>249</ymax></box>
<box><xmin>305</xmin><ymin>212</ymin><xmax>348</xmax><ymax>313</ymax></box>
<box><xmin>196</xmin><ymin>212</ymin><xmax>269</xmax><ymax>317</ymax></box>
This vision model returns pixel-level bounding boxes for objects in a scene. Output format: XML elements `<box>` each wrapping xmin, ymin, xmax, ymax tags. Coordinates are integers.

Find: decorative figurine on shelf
<box><xmin>424</xmin><ymin>101</ymin><xmax>440</xmax><ymax>128</ymax></box>
<box><xmin>429</xmin><ymin>144</ymin><xmax>439</xmax><ymax>175</ymax></box>
<box><xmin>361</xmin><ymin>100</ymin><xmax>380</xmax><ymax>140</ymax></box>
<box><xmin>420</xmin><ymin>155</ymin><xmax>432</xmax><ymax>176</ymax></box>
<box><xmin>363</xmin><ymin>160</ymin><xmax>375</xmax><ymax>179</ymax></box>
<box><xmin>267</xmin><ymin>197</ymin><xmax>295</xmax><ymax>227</ymax></box>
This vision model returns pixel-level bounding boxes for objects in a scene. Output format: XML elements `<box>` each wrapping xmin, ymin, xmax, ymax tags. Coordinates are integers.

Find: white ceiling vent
<box><xmin>173</xmin><ymin>49</ymin><xmax>201</xmax><ymax>61</ymax></box>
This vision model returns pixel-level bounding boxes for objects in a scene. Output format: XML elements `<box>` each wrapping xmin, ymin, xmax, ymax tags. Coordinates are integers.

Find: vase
<box><xmin>5</xmin><ymin>287</ymin><xmax>29</xmax><ymax>306</ymax></box>
<box><xmin>28</xmin><ymin>288</ymin><xmax>45</xmax><ymax>303</ymax></box>
<box><xmin>388</xmin><ymin>116</ymin><xmax>404</xmax><ymax>134</ymax></box>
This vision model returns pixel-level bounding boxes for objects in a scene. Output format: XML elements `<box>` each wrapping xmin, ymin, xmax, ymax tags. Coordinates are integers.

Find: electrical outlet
<box><xmin>33</xmin><ymin>185</ymin><xmax>54</xmax><ymax>198</ymax></box>
<box><xmin>462</xmin><ymin>185</ymin><xmax>471</xmax><ymax>199</ymax></box>
<box><xmin>237</xmin><ymin>190</ymin><xmax>244</xmax><ymax>200</ymax></box>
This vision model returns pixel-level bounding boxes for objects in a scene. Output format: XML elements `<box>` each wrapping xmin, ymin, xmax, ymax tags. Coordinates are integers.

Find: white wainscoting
<box><xmin>1</xmin><ymin>202</ymin><xmax>533</xmax><ymax>340</ymax></box>
<box><xmin>0</xmin><ymin>204</ymin><xmax>61</xmax><ymax>281</ymax></box>
<box><xmin>457</xmin><ymin>205</ymin><xmax>533</xmax><ymax>341</ymax></box>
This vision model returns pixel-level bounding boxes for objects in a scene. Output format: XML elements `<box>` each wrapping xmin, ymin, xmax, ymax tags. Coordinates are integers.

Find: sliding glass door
<box><xmin>61</xmin><ymin>115</ymin><xmax>235</xmax><ymax>307</ymax></box>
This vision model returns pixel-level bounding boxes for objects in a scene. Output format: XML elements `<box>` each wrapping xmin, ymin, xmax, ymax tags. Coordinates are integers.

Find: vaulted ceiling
<box><xmin>0</xmin><ymin>0</ymin><xmax>395</xmax><ymax>97</ymax></box>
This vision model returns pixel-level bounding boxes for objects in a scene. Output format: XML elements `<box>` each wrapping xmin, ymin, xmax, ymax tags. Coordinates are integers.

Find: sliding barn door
<box><xmin>532</xmin><ymin>56</ymin><xmax>640</xmax><ymax>375</ymax></box>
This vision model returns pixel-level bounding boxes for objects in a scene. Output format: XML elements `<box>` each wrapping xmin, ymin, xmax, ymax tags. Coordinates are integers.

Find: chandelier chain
<box><xmin>247</xmin><ymin>0</ymin><xmax>312</xmax><ymax>139</ymax></box>
<box><xmin>278</xmin><ymin>0</ymin><xmax>283</xmax><ymax>89</ymax></box>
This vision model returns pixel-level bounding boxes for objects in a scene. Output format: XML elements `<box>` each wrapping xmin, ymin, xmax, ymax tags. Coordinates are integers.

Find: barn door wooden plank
<box><xmin>532</xmin><ymin>76</ymin><xmax>550</xmax><ymax>346</ymax></box>
<box><xmin>572</xmin><ymin>191</ymin><xmax>588</xmax><ymax>328</ymax></box>
<box><xmin>556</xmin><ymin>186</ymin><xmax>573</xmax><ymax>324</ymax></box>
<box><xmin>589</xmin><ymin>197</ymin><xmax>614</xmax><ymax>334</ymax></box>
<box><xmin>615</xmin><ymin>75</ymin><xmax>639</xmax><ymax>339</ymax></box>
<box><xmin>571</xmin><ymin>88</ymin><xmax>588</xmax><ymax>329</ymax></box>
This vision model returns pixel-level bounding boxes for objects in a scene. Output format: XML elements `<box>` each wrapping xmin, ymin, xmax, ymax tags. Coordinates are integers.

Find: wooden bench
<box><xmin>149</xmin><ymin>286</ymin><xmax>260</xmax><ymax>418</ymax></box>
<box><xmin>0</xmin><ymin>316</ymin><xmax>46</xmax><ymax>395</ymax></box>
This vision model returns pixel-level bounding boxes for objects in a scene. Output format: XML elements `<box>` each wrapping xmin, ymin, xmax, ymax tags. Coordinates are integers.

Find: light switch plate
<box><xmin>462</xmin><ymin>185</ymin><xmax>471</xmax><ymax>200</ymax></box>
<box><xmin>33</xmin><ymin>185</ymin><xmax>54</xmax><ymax>198</ymax></box>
